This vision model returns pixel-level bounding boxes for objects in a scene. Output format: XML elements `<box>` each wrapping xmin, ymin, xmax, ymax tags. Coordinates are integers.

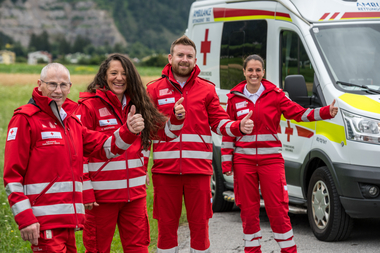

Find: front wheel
<box><xmin>307</xmin><ymin>166</ymin><xmax>353</xmax><ymax>241</ymax></box>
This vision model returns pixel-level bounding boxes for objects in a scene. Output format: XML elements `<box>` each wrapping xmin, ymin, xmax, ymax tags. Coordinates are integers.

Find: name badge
<box><xmin>235</xmin><ymin>101</ymin><xmax>247</xmax><ymax>110</ymax></box>
<box><xmin>158</xmin><ymin>97</ymin><xmax>175</xmax><ymax>105</ymax></box>
<box><xmin>237</xmin><ymin>109</ymin><xmax>249</xmax><ymax>117</ymax></box>
<box><xmin>41</xmin><ymin>132</ymin><xmax>62</xmax><ymax>139</ymax></box>
<box><xmin>99</xmin><ymin>118</ymin><xmax>118</xmax><ymax>126</ymax></box>
<box><xmin>159</xmin><ymin>88</ymin><xmax>173</xmax><ymax>96</ymax></box>
<box><xmin>7</xmin><ymin>127</ymin><xmax>18</xmax><ymax>141</ymax></box>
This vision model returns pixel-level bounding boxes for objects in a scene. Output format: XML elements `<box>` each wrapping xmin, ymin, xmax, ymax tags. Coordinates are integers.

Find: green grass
<box><xmin>0</xmin><ymin>63</ymin><xmax>162</xmax><ymax>76</ymax></box>
<box><xmin>0</xmin><ymin>79</ymin><xmax>186</xmax><ymax>252</ymax></box>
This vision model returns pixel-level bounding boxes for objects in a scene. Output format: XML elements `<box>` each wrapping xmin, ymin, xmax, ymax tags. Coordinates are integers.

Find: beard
<box><xmin>172</xmin><ymin>62</ymin><xmax>194</xmax><ymax>77</ymax></box>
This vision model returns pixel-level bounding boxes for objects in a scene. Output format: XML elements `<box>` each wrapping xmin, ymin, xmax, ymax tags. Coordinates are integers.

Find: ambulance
<box><xmin>185</xmin><ymin>0</ymin><xmax>380</xmax><ymax>241</ymax></box>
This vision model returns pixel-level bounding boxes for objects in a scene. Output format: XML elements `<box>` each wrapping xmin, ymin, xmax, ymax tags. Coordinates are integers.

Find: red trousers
<box><xmin>31</xmin><ymin>228</ymin><xmax>76</xmax><ymax>253</ymax></box>
<box><xmin>83</xmin><ymin>197</ymin><xmax>150</xmax><ymax>253</ymax></box>
<box><xmin>234</xmin><ymin>162</ymin><xmax>297</xmax><ymax>253</ymax></box>
<box><xmin>153</xmin><ymin>174</ymin><xmax>213</xmax><ymax>252</ymax></box>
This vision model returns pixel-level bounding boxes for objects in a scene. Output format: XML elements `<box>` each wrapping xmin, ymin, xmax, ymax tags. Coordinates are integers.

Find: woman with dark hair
<box><xmin>221</xmin><ymin>54</ymin><xmax>338</xmax><ymax>253</ymax></box>
<box><xmin>75</xmin><ymin>53</ymin><xmax>185</xmax><ymax>253</ymax></box>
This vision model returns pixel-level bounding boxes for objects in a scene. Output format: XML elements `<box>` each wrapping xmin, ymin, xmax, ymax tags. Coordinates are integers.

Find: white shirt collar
<box><xmin>60</xmin><ymin>107</ymin><xmax>67</xmax><ymax>121</ymax></box>
<box><xmin>243</xmin><ymin>83</ymin><xmax>265</xmax><ymax>103</ymax></box>
<box><xmin>122</xmin><ymin>95</ymin><xmax>127</xmax><ymax>109</ymax></box>
<box><xmin>177</xmin><ymin>80</ymin><xmax>186</xmax><ymax>88</ymax></box>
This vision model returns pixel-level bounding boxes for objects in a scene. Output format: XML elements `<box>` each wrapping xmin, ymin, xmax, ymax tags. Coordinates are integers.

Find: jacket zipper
<box><xmin>126</xmin><ymin>151</ymin><xmax>131</xmax><ymax>202</ymax></box>
<box><xmin>32</xmin><ymin>175</ymin><xmax>60</xmax><ymax>205</ymax></box>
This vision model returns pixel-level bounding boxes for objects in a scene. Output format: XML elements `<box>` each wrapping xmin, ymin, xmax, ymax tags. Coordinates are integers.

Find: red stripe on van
<box><xmin>213</xmin><ymin>8</ymin><xmax>290</xmax><ymax>19</ymax></box>
<box><xmin>341</xmin><ymin>12</ymin><xmax>380</xmax><ymax>19</ymax></box>
<box><xmin>319</xmin><ymin>13</ymin><xmax>330</xmax><ymax>20</ymax></box>
<box><xmin>330</xmin><ymin>12</ymin><xmax>340</xmax><ymax>20</ymax></box>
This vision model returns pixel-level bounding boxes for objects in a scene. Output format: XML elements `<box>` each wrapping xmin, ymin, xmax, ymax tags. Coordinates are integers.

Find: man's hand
<box><xmin>20</xmin><ymin>222</ymin><xmax>40</xmax><ymax>245</ymax></box>
<box><xmin>84</xmin><ymin>202</ymin><xmax>99</xmax><ymax>210</ymax></box>
<box><xmin>240</xmin><ymin>111</ymin><xmax>254</xmax><ymax>134</ymax></box>
<box><xmin>174</xmin><ymin>97</ymin><xmax>185</xmax><ymax>120</ymax></box>
<box><xmin>330</xmin><ymin>99</ymin><xmax>338</xmax><ymax>117</ymax></box>
<box><xmin>127</xmin><ymin>105</ymin><xmax>144</xmax><ymax>134</ymax></box>
<box><xmin>146</xmin><ymin>175</ymin><xmax>150</xmax><ymax>188</ymax></box>
<box><xmin>224</xmin><ymin>171</ymin><xmax>233</xmax><ymax>176</ymax></box>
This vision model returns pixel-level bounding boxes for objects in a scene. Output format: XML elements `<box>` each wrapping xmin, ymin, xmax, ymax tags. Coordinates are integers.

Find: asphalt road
<box><xmin>177</xmin><ymin>208</ymin><xmax>380</xmax><ymax>252</ymax></box>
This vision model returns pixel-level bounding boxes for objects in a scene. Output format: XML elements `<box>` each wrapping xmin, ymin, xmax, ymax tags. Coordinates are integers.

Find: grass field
<box><xmin>0</xmin><ymin>70</ymin><xmax>186</xmax><ymax>252</ymax></box>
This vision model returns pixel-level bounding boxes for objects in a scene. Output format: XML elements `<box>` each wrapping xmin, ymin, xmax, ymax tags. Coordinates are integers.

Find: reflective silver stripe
<box><xmin>129</xmin><ymin>175</ymin><xmax>146</xmax><ymax>188</ymax></box>
<box><xmin>128</xmin><ymin>158</ymin><xmax>143</xmax><ymax>169</ymax></box>
<box><xmin>5</xmin><ymin>183</ymin><xmax>23</xmax><ymax>197</ymax></box>
<box><xmin>301</xmin><ymin>108</ymin><xmax>312</xmax><ymax>122</ymax></box>
<box><xmin>167</xmin><ymin>120</ymin><xmax>183</xmax><ymax>131</ymax></box>
<box><xmin>83</xmin><ymin>181</ymin><xmax>93</xmax><ymax>191</ymax></box>
<box><xmin>114</xmin><ymin>129</ymin><xmax>132</xmax><ymax>151</ymax></box>
<box><xmin>32</xmin><ymin>203</ymin><xmax>75</xmax><ymax>216</ymax></box>
<box><xmin>244</xmin><ymin>231</ymin><xmax>262</xmax><ymax>240</ymax></box>
<box><xmin>244</xmin><ymin>239</ymin><xmax>260</xmax><ymax>247</ymax></box>
<box><xmin>75</xmin><ymin>203</ymin><xmax>85</xmax><ymax>214</ymax></box>
<box><xmin>103</xmin><ymin>136</ymin><xmax>117</xmax><ymax>159</ymax></box>
<box><xmin>165</xmin><ymin>121</ymin><xmax>177</xmax><ymax>139</ymax></box>
<box><xmin>141</xmin><ymin>150</ymin><xmax>150</xmax><ymax>158</ymax></box>
<box><xmin>190</xmin><ymin>247</ymin><xmax>210</xmax><ymax>253</ymax></box>
<box><xmin>225</xmin><ymin>121</ymin><xmax>235</xmax><ymax>137</ymax></box>
<box><xmin>182</xmin><ymin>150</ymin><xmax>212</xmax><ymax>160</ymax></box>
<box><xmin>217</xmin><ymin>119</ymin><xmax>230</xmax><ymax>135</ymax></box>
<box><xmin>12</xmin><ymin>199</ymin><xmax>31</xmax><ymax>216</ymax></box>
<box><xmin>235</xmin><ymin>147</ymin><xmax>281</xmax><ymax>155</ymax></box>
<box><xmin>273</xmin><ymin>229</ymin><xmax>293</xmax><ymax>240</ymax></box>
<box><xmin>157</xmin><ymin>246</ymin><xmax>179</xmax><ymax>253</ymax></box>
<box><xmin>239</xmin><ymin>134</ymin><xmax>277</xmax><ymax>142</ymax></box>
<box><xmin>222</xmin><ymin>141</ymin><xmax>234</xmax><ymax>149</ymax></box>
<box><xmin>83</xmin><ymin>164</ymin><xmax>89</xmax><ymax>173</ymax></box>
<box><xmin>278</xmin><ymin>239</ymin><xmax>296</xmax><ymax>249</ymax></box>
<box><xmin>153</xmin><ymin>151</ymin><xmax>180</xmax><ymax>160</ymax></box>
<box><xmin>92</xmin><ymin>180</ymin><xmax>126</xmax><ymax>190</ymax></box>
<box><xmin>88</xmin><ymin>161</ymin><xmax>126</xmax><ymax>172</ymax></box>
<box><xmin>221</xmin><ymin>155</ymin><xmax>233</xmax><ymax>162</ymax></box>
<box><xmin>153</xmin><ymin>134</ymin><xmax>212</xmax><ymax>144</ymax></box>
<box><xmin>24</xmin><ymin>181</ymin><xmax>82</xmax><ymax>195</ymax></box>
<box><xmin>314</xmin><ymin>108</ymin><xmax>322</xmax><ymax>121</ymax></box>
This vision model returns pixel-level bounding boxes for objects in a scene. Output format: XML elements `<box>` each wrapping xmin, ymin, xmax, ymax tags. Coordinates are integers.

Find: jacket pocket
<box><xmin>32</xmin><ymin>175</ymin><xmax>60</xmax><ymax>205</ymax></box>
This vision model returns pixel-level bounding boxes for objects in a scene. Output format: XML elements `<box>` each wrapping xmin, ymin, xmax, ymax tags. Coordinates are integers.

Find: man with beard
<box><xmin>146</xmin><ymin>35</ymin><xmax>254</xmax><ymax>253</ymax></box>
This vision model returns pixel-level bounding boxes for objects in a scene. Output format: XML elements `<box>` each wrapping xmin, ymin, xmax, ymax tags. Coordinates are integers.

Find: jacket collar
<box><xmin>227</xmin><ymin>78</ymin><xmax>277</xmax><ymax>99</ymax></box>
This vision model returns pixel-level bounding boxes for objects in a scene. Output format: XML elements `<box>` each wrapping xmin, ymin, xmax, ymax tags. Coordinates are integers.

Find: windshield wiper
<box><xmin>336</xmin><ymin>81</ymin><xmax>380</xmax><ymax>94</ymax></box>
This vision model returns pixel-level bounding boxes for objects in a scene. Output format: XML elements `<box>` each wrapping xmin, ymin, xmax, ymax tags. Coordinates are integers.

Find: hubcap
<box><xmin>311</xmin><ymin>180</ymin><xmax>330</xmax><ymax>229</ymax></box>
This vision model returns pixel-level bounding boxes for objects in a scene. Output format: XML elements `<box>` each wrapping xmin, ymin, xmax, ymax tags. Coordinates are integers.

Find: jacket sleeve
<box><xmin>221</xmin><ymin>101</ymin><xmax>237</xmax><ymax>173</ymax></box>
<box><xmin>146</xmin><ymin>85</ymin><xmax>184</xmax><ymax>142</ymax></box>
<box><xmin>3</xmin><ymin>115</ymin><xmax>39</xmax><ymax>230</ymax></box>
<box><xmin>73</xmin><ymin>104</ymin><xmax>96</xmax><ymax>204</ymax></box>
<box><xmin>207</xmin><ymin>87</ymin><xmax>243</xmax><ymax>137</ymax></box>
<box><xmin>279</xmin><ymin>92</ymin><xmax>333</xmax><ymax>121</ymax></box>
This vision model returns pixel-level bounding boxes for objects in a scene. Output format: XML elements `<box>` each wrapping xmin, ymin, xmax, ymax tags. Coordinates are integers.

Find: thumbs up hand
<box><xmin>329</xmin><ymin>99</ymin><xmax>338</xmax><ymax>117</ymax></box>
<box><xmin>174</xmin><ymin>97</ymin><xmax>185</xmax><ymax>120</ymax></box>
<box><xmin>127</xmin><ymin>105</ymin><xmax>144</xmax><ymax>134</ymax></box>
<box><xmin>240</xmin><ymin>111</ymin><xmax>254</xmax><ymax>134</ymax></box>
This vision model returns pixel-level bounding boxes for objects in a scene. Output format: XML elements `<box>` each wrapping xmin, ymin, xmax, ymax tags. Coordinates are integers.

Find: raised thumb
<box><xmin>244</xmin><ymin>110</ymin><xmax>253</xmax><ymax>120</ymax></box>
<box><xmin>175</xmin><ymin>97</ymin><xmax>184</xmax><ymax>106</ymax></box>
<box><xmin>129</xmin><ymin>105</ymin><xmax>136</xmax><ymax>117</ymax></box>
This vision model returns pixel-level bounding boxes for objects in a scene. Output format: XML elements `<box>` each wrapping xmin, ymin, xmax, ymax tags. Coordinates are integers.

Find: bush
<box><xmin>141</xmin><ymin>54</ymin><xmax>168</xmax><ymax>67</ymax></box>
<box><xmin>15</xmin><ymin>56</ymin><xmax>27</xmax><ymax>63</ymax></box>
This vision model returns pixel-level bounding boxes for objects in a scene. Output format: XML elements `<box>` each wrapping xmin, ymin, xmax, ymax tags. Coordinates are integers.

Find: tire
<box><xmin>307</xmin><ymin>166</ymin><xmax>353</xmax><ymax>241</ymax></box>
<box><xmin>211</xmin><ymin>164</ymin><xmax>234</xmax><ymax>212</ymax></box>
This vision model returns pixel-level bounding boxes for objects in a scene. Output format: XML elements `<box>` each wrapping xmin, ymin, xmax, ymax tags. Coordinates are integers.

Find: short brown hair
<box><xmin>170</xmin><ymin>35</ymin><xmax>197</xmax><ymax>55</ymax></box>
<box><xmin>243</xmin><ymin>54</ymin><xmax>265</xmax><ymax>70</ymax></box>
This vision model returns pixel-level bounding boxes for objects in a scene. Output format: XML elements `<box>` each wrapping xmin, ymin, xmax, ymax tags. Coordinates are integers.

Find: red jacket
<box><xmin>75</xmin><ymin>90</ymin><xmax>183</xmax><ymax>203</ymax></box>
<box><xmin>3</xmin><ymin>87</ymin><xmax>139</xmax><ymax>231</ymax></box>
<box><xmin>146</xmin><ymin>64</ymin><xmax>244</xmax><ymax>175</ymax></box>
<box><xmin>221</xmin><ymin>79</ymin><xmax>333</xmax><ymax>173</ymax></box>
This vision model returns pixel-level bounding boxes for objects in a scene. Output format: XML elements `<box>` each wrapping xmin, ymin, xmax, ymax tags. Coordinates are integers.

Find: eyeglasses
<box><xmin>40</xmin><ymin>80</ymin><xmax>72</xmax><ymax>91</ymax></box>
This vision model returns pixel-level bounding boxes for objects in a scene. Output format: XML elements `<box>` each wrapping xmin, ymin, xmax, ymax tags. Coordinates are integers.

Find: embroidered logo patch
<box><xmin>99</xmin><ymin>107</ymin><xmax>111</xmax><ymax>117</ymax></box>
<box><xmin>99</xmin><ymin>118</ymin><xmax>117</xmax><ymax>126</ymax></box>
<box><xmin>158</xmin><ymin>97</ymin><xmax>175</xmax><ymax>105</ymax></box>
<box><xmin>159</xmin><ymin>88</ymin><xmax>173</xmax><ymax>96</ymax></box>
<box><xmin>235</xmin><ymin>101</ymin><xmax>247</xmax><ymax>110</ymax></box>
<box><xmin>7</xmin><ymin>127</ymin><xmax>18</xmax><ymax>141</ymax></box>
<box><xmin>41</xmin><ymin>132</ymin><xmax>62</xmax><ymax>139</ymax></box>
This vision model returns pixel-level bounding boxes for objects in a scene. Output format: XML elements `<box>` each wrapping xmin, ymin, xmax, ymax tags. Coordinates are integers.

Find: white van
<box><xmin>186</xmin><ymin>0</ymin><xmax>380</xmax><ymax>241</ymax></box>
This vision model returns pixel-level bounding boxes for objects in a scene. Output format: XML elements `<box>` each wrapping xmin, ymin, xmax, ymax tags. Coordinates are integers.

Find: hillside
<box><xmin>0</xmin><ymin>0</ymin><xmax>194</xmax><ymax>54</ymax></box>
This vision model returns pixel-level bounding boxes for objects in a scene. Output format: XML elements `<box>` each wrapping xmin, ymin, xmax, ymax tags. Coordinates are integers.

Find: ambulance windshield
<box><xmin>312</xmin><ymin>23</ymin><xmax>380</xmax><ymax>93</ymax></box>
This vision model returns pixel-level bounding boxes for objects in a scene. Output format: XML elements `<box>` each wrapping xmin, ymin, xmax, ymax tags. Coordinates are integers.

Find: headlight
<box><xmin>342</xmin><ymin>110</ymin><xmax>380</xmax><ymax>145</ymax></box>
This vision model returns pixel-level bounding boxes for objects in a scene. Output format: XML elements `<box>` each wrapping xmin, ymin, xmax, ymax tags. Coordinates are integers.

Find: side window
<box><xmin>220</xmin><ymin>20</ymin><xmax>267</xmax><ymax>90</ymax></box>
<box><xmin>280</xmin><ymin>30</ymin><xmax>314</xmax><ymax>95</ymax></box>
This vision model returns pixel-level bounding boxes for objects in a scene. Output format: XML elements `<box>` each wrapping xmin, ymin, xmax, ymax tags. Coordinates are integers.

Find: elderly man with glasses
<box><xmin>3</xmin><ymin>63</ymin><xmax>146</xmax><ymax>252</ymax></box>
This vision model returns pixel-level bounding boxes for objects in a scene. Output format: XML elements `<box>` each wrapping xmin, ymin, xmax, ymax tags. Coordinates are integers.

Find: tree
<box><xmin>72</xmin><ymin>35</ymin><xmax>91</xmax><ymax>53</ymax></box>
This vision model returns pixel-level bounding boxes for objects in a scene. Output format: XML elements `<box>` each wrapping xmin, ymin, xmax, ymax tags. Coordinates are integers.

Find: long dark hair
<box><xmin>86</xmin><ymin>53</ymin><xmax>167</xmax><ymax>150</ymax></box>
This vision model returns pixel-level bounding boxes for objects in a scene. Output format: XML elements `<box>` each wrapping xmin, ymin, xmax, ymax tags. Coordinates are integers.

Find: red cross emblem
<box><xmin>10</xmin><ymin>130</ymin><xmax>14</xmax><ymax>134</ymax></box>
<box><xmin>51</xmin><ymin>132</ymin><xmax>54</xmax><ymax>135</ymax></box>
<box><xmin>285</xmin><ymin>121</ymin><xmax>294</xmax><ymax>142</ymax></box>
<box><xmin>201</xmin><ymin>29</ymin><xmax>211</xmax><ymax>65</ymax></box>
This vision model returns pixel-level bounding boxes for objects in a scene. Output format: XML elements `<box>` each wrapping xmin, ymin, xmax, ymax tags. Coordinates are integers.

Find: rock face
<box><xmin>0</xmin><ymin>0</ymin><xmax>127</xmax><ymax>47</ymax></box>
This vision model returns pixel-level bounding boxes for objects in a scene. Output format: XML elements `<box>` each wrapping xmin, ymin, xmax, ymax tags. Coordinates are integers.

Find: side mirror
<box><xmin>284</xmin><ymin>75</ymin><xmax>310</xmax><ymax>107</ymax></box>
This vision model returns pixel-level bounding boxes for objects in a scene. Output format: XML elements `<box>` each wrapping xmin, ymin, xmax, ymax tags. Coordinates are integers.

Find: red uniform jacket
<box><xmin>75</xmin><ymin>90</ymin><xmax>184</xmax><ymax>204</ymax></box>
<box><xmin>221</xmin><ymin>79</ymin><xmax>333</xmax><ymax>173</ymax></box>
<box><xmin>3</xmin><ymin>87</ymin><xmax>139</xmax><ymax>231</ymax></box>
<box><xmin>146</xmin><ymin>64</ymin><xmax>245</xmax><ymax>175</ymax></box>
